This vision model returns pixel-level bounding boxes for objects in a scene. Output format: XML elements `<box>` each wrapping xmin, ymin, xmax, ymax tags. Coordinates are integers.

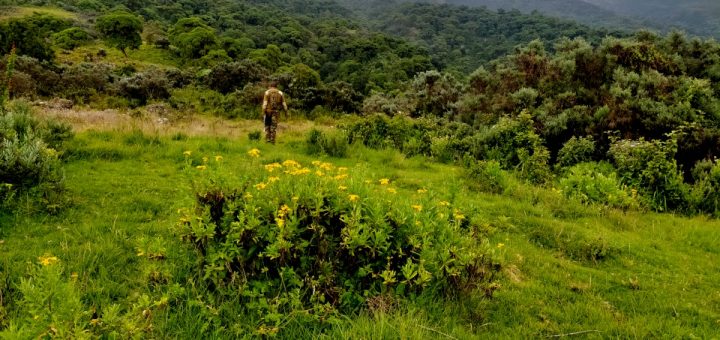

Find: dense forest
<box><xmin>418</xmin><ymin>0</ymin><xmax>720</xmax><ymax>38</ymax></box>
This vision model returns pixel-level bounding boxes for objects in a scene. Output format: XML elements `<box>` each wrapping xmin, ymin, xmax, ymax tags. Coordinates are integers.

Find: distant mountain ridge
<box><xmin>424</xmin><ymin>0</ymin><xmax>720</xmax><ymax>38</ymax></box>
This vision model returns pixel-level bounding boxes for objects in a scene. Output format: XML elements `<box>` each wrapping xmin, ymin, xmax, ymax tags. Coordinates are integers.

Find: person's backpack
<box><xmin>266</xmin><ymin>89</ymin><xmax>284</xmax><ymax>111</ymax></box>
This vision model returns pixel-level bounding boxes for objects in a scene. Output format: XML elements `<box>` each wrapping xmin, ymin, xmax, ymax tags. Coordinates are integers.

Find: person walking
<box><xmin>262</xmin><ymin>81</ymin><xmax>289</xmax><ymax>144</ymax></box>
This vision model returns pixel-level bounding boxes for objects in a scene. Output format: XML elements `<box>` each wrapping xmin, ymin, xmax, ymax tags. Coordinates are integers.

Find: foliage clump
<box><xmin>0</xmin><ymin>101</ymin><xmax>72</xmax><ymax>212</ymax></box>
<box><xmin>178</xmin><ymin>155</ymin><xmax>495</xmax><ymax>332</ymax></box>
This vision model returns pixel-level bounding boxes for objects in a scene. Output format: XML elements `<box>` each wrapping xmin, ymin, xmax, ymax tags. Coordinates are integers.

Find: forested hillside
<box><xmin>342</xmin><ymin>1</ymin><xmax>623</xmax><ymax>73</ymax></box>
<box><xmin>429</xmin><ymin>0</ymin><xmax>720</xmax><ymax>38</ymax></box>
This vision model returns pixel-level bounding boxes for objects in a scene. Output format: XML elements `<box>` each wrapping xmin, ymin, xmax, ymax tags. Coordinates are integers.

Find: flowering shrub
<box><xmin>178</xmin><ymin>152</ymin><xmax>495</xmax><ymax>332</ymax></box>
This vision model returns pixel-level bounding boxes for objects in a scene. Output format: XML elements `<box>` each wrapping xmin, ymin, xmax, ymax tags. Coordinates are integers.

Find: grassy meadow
<box><xmin>1</xmin><ymin>109</ymin><xmax>719</xmax><ymax>338</ymax></box>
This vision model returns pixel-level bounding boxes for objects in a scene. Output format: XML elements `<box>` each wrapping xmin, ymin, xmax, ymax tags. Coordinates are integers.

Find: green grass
<box><xmin>0</xmin><ymin>6</ymin><xmax>78</xmax><ymax>20</ymax></box>
<box><xmin>1</xmin><ymin>119</ymin><xmax>719</xmax><ymax>338</ymax></box>
<box><xmin>57</xmin><ymin>42</ymin><xmax>182</xmax><ymax>69</ymax></box>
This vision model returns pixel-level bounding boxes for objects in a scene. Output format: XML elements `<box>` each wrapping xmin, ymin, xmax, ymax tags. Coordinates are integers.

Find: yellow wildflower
<box><xmin>315</xmin><ymin>170</ymin><xmax>325</xmax><ymax>177</ymax></box>
<box><xmin>247</xmin><ymin>148</ymin><xmax>261</xmax><ymax>158</ymax></box>
<box><xmin>334</xmin><ymin>174</ymin><xmax>348</xmax><ymax>180</ymax></box>
<box><xmin>268</xmin><ymin>176</ymin><xmax>280</xmax><ymax>183</ymax></box>
<box><xmin>70</xmin><ymin>272</ymin><xmax>78</xmax><ymax>280</ymax></box>
<box><xmin>215</xmin><ymin>155</ymin><xmax>223</xmax><ymax>162</ymax></box>
<box><xmin>364</xmin><ymin>180</ymin><xmax>373</xmax><ymax>184</ymax></box>
<box><xmin>348</xmin><ymin>194</ymin><xmax>360</xmax><ymax>202</ymax></box>
<box><xmin>38</xmin><ymin>254</ymin><xmax>59</xmax><ymax>266</ymax></box>
<box><xmin>319</xmin><ymin>162</ymin><xmax>334</xmax><ymax>171</ymax></box>
<box><xmin>244</xmin><ymin>193</ymin><xmax>253</xmax><ymax>199</ymax></box>
<box><xmin>90</xmin><ymin>318</ymin><xmax>100</xmax><ymax>326</ymax></box>
<box><xmin>289</xmin><ymin>168</ymin><xmax>311</xmax><ymax>175</ymax></box>
<box><xmin>312</xmin><ymin>160</ymin><xmax>322</xmax><ymax>166</ymax></box>
<box><xmin>283</xmin><ymin>160</ymin><xmax>301</xmax><ymax>168</ymax></box>
<box><xmin>264</xmin><ymin>163</ymin><xmax>282</xmax><ymax>172</ymax></box>
<box><xmin>292</xmin><ymin>196</ymin><xmax>299</xmax><ymax>201</ymax></box>
<box><xmin>254</xmin><ymin>183</ymin><xmax>267</xmax><ymax>190</ymax></box>
<box><xmin>412</xmin><ymin>204</ymin><xmax>423</xmax><ymax>212</ymax></box>
<box><xmin>379</xmin><ymin>178</ymin><xmax>390</xmax><ymax>185</ymax></box>
<box><xmin>183</xmin><ymin>150</ymin><xmax>192</xmax><ymax>156</ymax></box>
<box><xmin>417</xmin><ymin>188</ymin><xmax>428</xmax><ymax>194</ymax></box>
<box><xmin>338</xmin><ymin>185</ymin><xmax>348</xmax><ymax>191</ymax></box>
<box><xmin>202</xmin><ymin>156</ymin><xmax>209</xmax><ymax>163</ymax></box>
<box><xmin>276</xmin><ymin>218</ymin><xmax>285</xmax><ymax>228</ymax></box>
<box><xmin>453</xmin><ymin>209</ymin><xmax>465</xmax><ymax>221</ymax></box>
<box><xmin>497</xmin><ymin>243</ymin><xmax>505</xmax><ymax>249</ymax></box>
<box><xmin>279</xmin><ymin>204</ymin><xmax>291</xmax><ymax>215</ymax></box>
<box><xmin>387</xmin><ymin>188</ymin><xmax>397</xmax><ymax>194</ymax></box>
<box><xmin>439</xmin><ymin>201</ymin><xmax>450</xmax><ymax>207</ymax></box>
<box><xmin>196</xmin><ymin>165</ymin><xmax>207</xmax><ymax>171</ymax></box>
<box><xmin>338</xmin><ymin>167</ymin><xmax>348</xmax><ymax>172</ymax></box>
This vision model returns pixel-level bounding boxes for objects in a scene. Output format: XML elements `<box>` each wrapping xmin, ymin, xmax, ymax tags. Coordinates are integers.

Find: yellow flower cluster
<box><xmin>288</xmin><ymin>168</ymin><xmax>311</xmax><ymax>175</ymax></box>
<box><xmin>412</xmin><ymin>204</ymin><xmax>423</xmax><ymax>212</ymax></box>
<box><xmin>282</xmin><ymin>160</ymin><xmax>301</xmax><ymax>168</ymax></box>
<box><xmin>265</xmin><ymin>162</ymin><xmax>282</xmax><ymax>172</ymax></box>
<box><xmin>379</xmin><ymin>178</ymin><xmax>390</xmax><ymax>185</ymax></box>
<box><xmin>348</xmin><ymin>194</ymin><xmax>360</xmax><ymax>202</ymax></box>
<box><xmin>453</xmin><ymin>209</ymin><xmax>465</xmax><ymax>221</ymax></box>
<box><xmin>247</xmin><ymin>148</ymin><xmax>261</xmax><ymax>158</ymax></box>
<box><xmin>38</xmin><ymin>254</ymin><xmax>59</xmax><ymax>266</ymax></box>
<box><xmin>276</xmin><ymin>204</ymin><xmax>292</xmax><ymax>228</ymax></box>
<box><xmin>254</xmin><ymin>183</ymin><xmax>267</xmax><ymax>190</ymax></box>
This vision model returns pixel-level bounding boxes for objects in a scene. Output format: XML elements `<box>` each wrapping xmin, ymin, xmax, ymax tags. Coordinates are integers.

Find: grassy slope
<box><xmin>56</xmin><ymin>42</ymin><xmax>182</xmax><ymax>69</ymax></box>
<box><xmin>0</xmin><ymin>6</ymin><xmax>77</xmax><ymax>20</ymax></box>
<box><xmin>1</xmin><ymin>113</ymin><xmax>719</xmax><ymax>338</ymax></box>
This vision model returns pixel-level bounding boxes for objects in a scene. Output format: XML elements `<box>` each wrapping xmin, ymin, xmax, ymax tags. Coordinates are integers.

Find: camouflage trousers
<box><xmin>264</xmin><ymin>111</ymin><xmax>279</xmax><ymax>144</ymax></box>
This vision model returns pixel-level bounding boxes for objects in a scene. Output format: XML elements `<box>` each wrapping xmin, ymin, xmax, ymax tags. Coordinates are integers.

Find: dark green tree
<box><xmin>52</xmin><ymin>27</ymin><xmax>91</xmax><ymax>50</ymax></box>
<box><xmin>169</xmin><ymin>17</ymin><xmax>218</xmax><ymax>59</ymax></box>
<box><xmin>0</xmin><ymin>14</ymin><xmax>68</xmax><ymax>61</ymax></box>
<box><xmin>96</xmin><ymin>11</ymin><xmax>143</xmax><ymax>56</ymax></box>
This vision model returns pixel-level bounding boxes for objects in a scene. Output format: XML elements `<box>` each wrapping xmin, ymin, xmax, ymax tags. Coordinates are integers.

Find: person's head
<box><xmin>269</xmin><ymin>81</ymin><xmax>278</xmax><ymax>88</ymax></box>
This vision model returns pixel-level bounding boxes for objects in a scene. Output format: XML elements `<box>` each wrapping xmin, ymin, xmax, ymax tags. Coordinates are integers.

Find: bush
<box><xmin>248</xmin><ymin>130</ymin><xmax>262</xmax><ymax>141</ymax></box>
<box><xmin>52</xmin><ymin>27</ymin><xmax>92</xmax><ymax>50</ymax></box>
<box><xmin>465</xmin><ymin>160</ymin><xmax>510</xmax><ymax>194</ymax></box>
<box><xmin>517</xmin><ymin>146</ymin><xmax>553</xmax><ymax>184</ymax></box>
<box><xmin>179</xmin><ymin>157</ymin><xmax>494</xmax><ymax>332</ymax></box>
<box><xmin>116</xmin><ymin>68</ymin><xmax>171</xmax><ymax>106</ymax></box>
<box><xmin>205</xmin><ymin>60</ymin><xmax>266</xmax><ymax>94</ymax></box>
<box><xmin>430</xmin><ymin>137</ymin><xmax>454</xmax><ymax>163</ymax></box>
<box><xmin>58</xmin><ymin>62</ymin><xmax>113</xmax><ymax>103</ymax></box>
<box><xmin>609</xmin><ymin>137</ymin><xmax>688</xmax><ymax>211</ymax></box>
<box><xmin>689</xmin><ymin>159</ymin><xmax>720</xmax><ymax>216</ymax></box>
<box><xmin>0</xmin><ymin>102</ymin><xmax>72</xmax><ymax>212</ymax></box>
<box><xmin>559</xmin><ymin>162</ymin><xmax>638</xmax><ymax>209</ymax></box>
<box><xmin>557</xmin><ymin>136</ymin><xmax>596</xmax><ymax>168</ymax></box>
<box><xmin>305</xmin><ymin>128</ymin><xmax>349</xmax><ymax>158</ymax></box>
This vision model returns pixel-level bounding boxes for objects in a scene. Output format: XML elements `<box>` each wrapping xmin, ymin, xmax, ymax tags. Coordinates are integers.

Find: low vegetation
<box><xmin>1</xmin><ymin>0</ymin><xmax>719</xmax><ymax>338</ymax></box>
